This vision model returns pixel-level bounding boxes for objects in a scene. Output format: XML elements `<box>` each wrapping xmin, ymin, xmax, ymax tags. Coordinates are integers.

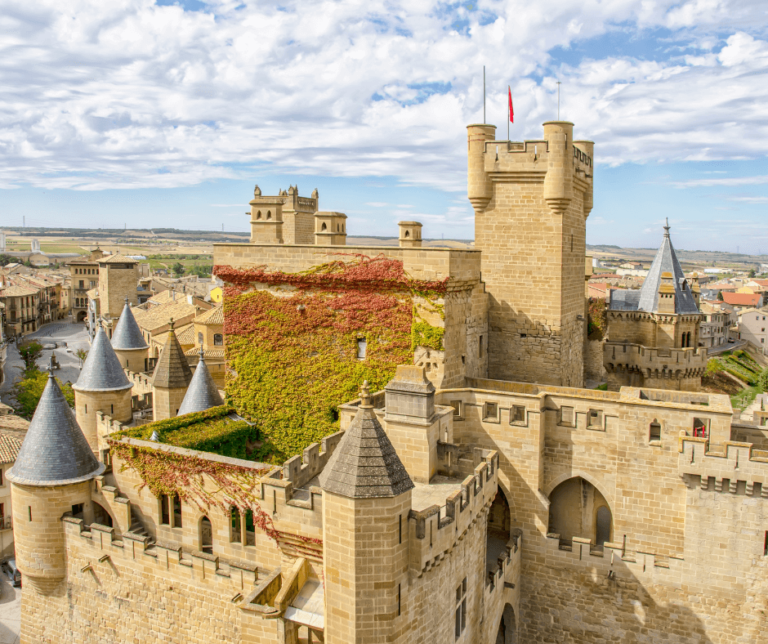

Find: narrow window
<box><xmin>0</xmin><ymin>468</ymin><xmax>4</xmax><ymax>486</ymax></box>
<box><xmin>399</xmin><ymin>515</ymin><xmax>402</xmax><ymax>544</ymax></box>
<box><xmin>110</xmin><ymin>404</ymin><xmax>114</xmax><ymax>414</ymax></box>
<box><xmin>231</xmin><ymin>507</ymin><xmax>242</xmax><ymax>543</ymax></box>
<box><xmin>397</xmin><ymin>583</ymin><xmax>401</xmax><ymax>616</ymax></box>
<box><xmin>356</xmin><ymin>338</ymin><xmax>367</xmax><ymax>360</ymax></box>
<box><xmin>511</xmin><ymin>405</ymin><xmax>526</xmax><ymax>424</ymax></box>
<box><xmin>479</xmin><ymin>335</ymin><xmax>484</xmax><ymax>358</ymax></box>
<box><xmin>455</xmin><ymin>577</ymin><xmax>467</xmax><ymax>639</ymax></box>
<box><xmin>244</xmin><ymin>509</ymin><xmax>256</xmax><ymax>546</ymax></box>
<box><xmin>173</xmin><ymin>494</ymin><xmax>183</xmax><ymax>528</ymax></box>
<box><xmin>266</xmin><ymin>210</ymin><xmax>272</xmax><ymax>220</ymax></box>
<box><xmin>85</xmin><ymin>404</ymin><xmax>87</xmax><ymax>414</ymax></box>
<box><xmin>693</xmin><ymin>418</ymin><xmax>709</xmax><ymax>438</ymax></box>
<box><xmin>71</xmin><ymin>503</ymin><xmax>84</xmax><ymax>520</ymax></box>
<box><xmin>28</xmin><ymin>507</ymin><xmax>32</xmax><ymax>522</ymax></box>
<box><xmin>321</xmin><ymin>222</ymin><xmax>327</xmax><ymax>231</ymax></box>
<box><xmin>213</xmin><ymin>334</ymin><xmax>223</xmax><ymax>346</ymax></box>
<box><xmin>161</xmin><ymin>495</ymin><xmax>170</xmax><ymax>525</ymax></box>
<box><xmin>198</xmin><ymin>332</ymin><xmax>204</xmax><ymax>345</ymax></box>
<box><xmin>256</xmin><ymin>210</ymin><xmax>262</xmax><ymax>220</ymax></box>
<box><xmin>764</xmin><ymin>531</ymin><xmax>768</xmax><ymax>556</ymax></box>
<box><xmin>650</xmin><ymin>420</ymin><xmax>662</xmax><ymax>441</ymax></box>
<box><xmin>450</xmin><ymin>401</ymin><xmax>462</xmax><ymax>418</ymax></box>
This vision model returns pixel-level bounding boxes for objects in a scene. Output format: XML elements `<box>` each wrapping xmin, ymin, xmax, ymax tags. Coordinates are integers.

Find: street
<box><xmin>0</xmin><ymin>576</ymin><xmax>20</xmax><ymax>644</ymax></box>
<box><xmin>0</xmin><ymin>321</ymin><xmax>91</xmax><ymax>409</ymax></box>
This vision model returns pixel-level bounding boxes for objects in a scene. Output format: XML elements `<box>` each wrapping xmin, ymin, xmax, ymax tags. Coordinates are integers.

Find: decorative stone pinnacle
<box><xmin>124</xmin><ymin>297</ymin><xmax>129</xmax><ymax>304</ymax></box>
<box><xmin>169</xmin><ymin>317</ymin><xmax>175</xmax><ymax>331</ymax></box>
<box><xmin>47</xmin><ymin>354</ymin><xmax>55</xmax><ymax>378</ymax></box>
<box><xmin>254</xmin><ymin>184</ymin><xmax>261</xmax><ymax>197</ymax></box>
<box><xmin>199</xmin><ymin>346</ymin><xmax>205</xmax><ymax>360</ymax></box>
<box><xmin>360</xmin><ymin>380</ymin><xmax>372</xmax><ymax>408</ymax></box>
<box><xmin>664</xmin><ymin>218</ymin><xmax>671</xmax><ymax>237</ymax></box>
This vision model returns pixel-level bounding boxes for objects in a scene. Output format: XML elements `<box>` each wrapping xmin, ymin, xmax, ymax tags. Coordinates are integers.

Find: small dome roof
<box><xmin>73</xmin><ymin>326</ymin><xmax>132</xmax><ymax>392</ymax></box>
<box><xmin>111</xmin><ymin>299</ymin><xmax>148</xmax><ymax>351</ymax></box>
<box><xmin>7</xmin><ymin>369</ymin><xmax>104</xmax><ymax>486</ymax></box>
<box><xmin>177</xmin><ymin>353</ymin><xmax>224</xmax><ymax>415</ymax></box>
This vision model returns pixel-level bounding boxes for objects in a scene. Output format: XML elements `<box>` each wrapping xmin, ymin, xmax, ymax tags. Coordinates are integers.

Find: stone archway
<box><xmin>495</xmin><ymin>603</ymin><xmax>517</xmax><ymax>644</ymax></box>
<box><xmin>547</xmin><ymin>476</ymin><xmax>613</xmax><ymax>547</ymax></box>
<box><xmin>77</xmin><ymin>310</ymin><xmax>87</xmax><ymax>323</ymax></box>
<box><xmin>200</xmin><ymin>516</ymin><xmax>213</xmax><ymax>554</ymax></box>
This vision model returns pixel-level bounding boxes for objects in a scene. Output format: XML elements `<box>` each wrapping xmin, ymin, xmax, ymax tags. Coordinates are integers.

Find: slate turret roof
<box><xmin>7</xmin><ymin>365</ymin><xmax>104</xmax><ymax>486</ymax></box>
<box><xmin>610</xmin><ymin>220</ymin><xmax>700</xmax><ymax>315</ymax></box>
<box><xmin>73</xmin><ymin>326</ymin><xmax>132</xmax><ymax>392</ymax></box>
<box><xmin>319</xmin><ymin>382</ymin><xmax>414</xmax><ymax>499</ymax></box>
<box><xmin>177</xmin><ymin>351</ymin><xmax>224</xmax><ymax>415</ymax></box>
<box><xmin>111</xmin><ymin>299</ymin><xmax>148</xmax><ymax>351</ymax></box>
<box><xmin>152</xmin><ymin>323</ymin><xmax>193</xmax><ymax>389</ymax></box>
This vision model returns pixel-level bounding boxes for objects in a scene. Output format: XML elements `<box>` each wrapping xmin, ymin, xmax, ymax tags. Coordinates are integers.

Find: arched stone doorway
<box><xmin>77</xmin><ymin>310</ymin><xmax>87</xmax><ymax>323</ymax></box>
<box><xmin>487</xmin><ymin>490</ymin><xmax>511</xmax><ymax>573</ymax></box>
<box><xmin>200</xmin><ymin>516</ymin><xmax>213</xmax><ymax>554</ymax></box>
<box><xmin>495</xmin><ymin>603</ymin><xmax>517</xmax><ymax>644</ymax></box>
<box><xmin>548</xmin><ymin>477</ymin><xmax>612</xmax><ymax>548</ymax></box>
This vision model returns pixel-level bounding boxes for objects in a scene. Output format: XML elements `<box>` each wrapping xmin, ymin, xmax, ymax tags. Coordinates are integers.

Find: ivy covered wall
<box><xmin>216</xmin><ymin>255</ymin><xmax>447</xmax><ymax>461</ymax></box>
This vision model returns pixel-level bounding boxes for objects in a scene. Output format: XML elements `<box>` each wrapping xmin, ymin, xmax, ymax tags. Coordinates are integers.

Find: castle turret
<box><xmin>248</xmin><ymin>186</ymin><xmax>284</xmax><ymax>244</ymax></box>
<box><xmin>72</xmin><ymin>325</ymin><xmax>133</xmax><ymax>453</ymax></box>
<box><xmin>314</xmin><ymin>211</ymin><xmax>347</xmax><ymax>246</ymax></box>
<box><xmin>177</xmin><ymin>349</ymin><xmax>223</xmax><ymax>415</ymax></box>
<box><xmin>320</xmin><ymin>382</ymin><xmax>414</xmax><ymax>644</ymax></box>
<box><xmin>151</xmin><ymin>322</ymin><xmax>193</xmax><ymax>420</ymax></box>
<box><xmin>398</xmin><ymin>221</ymin><xmax>422</xmax><ymax>248</ymax></box>
<box><xmin>97</xmin><ymin>254</ymin><xmax>138</xmax><ymax>319</ymax></box>
<box><xmin>543</xmin><ymin>121</ymin><xmax>574</xmax><ymax>214</ymax></box>
<box><xmin>467</xmin><ymin>124</ymin><xmax>496</xmax><ymax>215</ymax></box>
<box><xmin>111</xmin><ymin>298</ymin><xmax>149</xmax><ymax>372</ymax></box>
<box><xmin>7</xmin><ymin>363</ymin><xmax>104</xmax><ymax>595</ymax></box>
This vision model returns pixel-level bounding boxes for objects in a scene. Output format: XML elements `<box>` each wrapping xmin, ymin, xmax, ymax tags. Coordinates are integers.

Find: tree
<box><xmin>75</xmin><ymin>348</ymin><xmax>88</xmax><ymax>368</ymax></box>
<box><xmin>17</xmin><ymin>340</ymin><xmax>43</xmax><ymax>374</ymax></box>
<box><xmin>11</xmin><ymin>369</ymin><xmax>75</xmax><ymax>419</ymax></box>
<box><xmin>706</xmin><ymin>358</ymin><xmax>723</xmax><ymax>375</ymax></box>
<box><xmin>172</xmin><ymin>262</ymin><xmax>185</xmax><ymax>276</ymax></box>
<box><xmin>717</xmin><ymin>290</ymin><xmax>724</xmax><ymax>301</ymax></box>
<box><xmin>749</xmin><ymin>269</ymin><xmax>757</xmax><ymax>278</ymax></box>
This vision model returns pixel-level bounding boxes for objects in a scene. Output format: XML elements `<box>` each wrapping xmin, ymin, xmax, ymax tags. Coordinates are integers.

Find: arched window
<box><xmin>404</xmin><ymin>230</ymin><xmax>410</xmax><ymax>238</ymax></box>
<box><xmin>200</xmin><ymin>516</ymin><xmax>213</xmax><ymax>554</ymax></box>
<box><xmin>595</xmin><ymin>506</ymin><xmax>612</xmax><ymax>546</ymax></box>
<box><xmin>214</xmin><ymin>334</ymin><xmax>223</xmax><ymax>346</ymax></box>
<box><xmin>230</xmin><ymin>507</ymin><xmax>242</xmax><ymax>543</ymax></box>
<box><xmin>198</xmin><ymin>332</ymin><xmax>203</xmax><ymax>346</ymax></box>
<box><xmin>256</xmin><ymin>210</ymin><xmax>262</xmax><ymax>220</ymax></box>
<box><xmin>356</xmin><ymin>338</ymin><xmax>367</xmax><ymax>359</ymax></box>
<box><xmin>650</xmin><ymin>419</ymin><xmax>661</xmax><ymax>441</ymax></box>
<box><xmin>266</xmin><ymin>210</ymin><xmax>272</xmax><ymax>220</ymax></box>
<box><xmin>321</xmin><ymin>222</ymin><xmax>327</xmax><ymax>231</ymax></box>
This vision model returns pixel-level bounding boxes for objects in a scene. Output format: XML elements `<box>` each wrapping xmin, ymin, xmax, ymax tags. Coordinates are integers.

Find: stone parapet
<box><xmin>408</xmin><ymin>450</ymin><xmax>499</xmax><ymax>577</ymax></box>
<box><xmin>679</xmin><ymin>436</ymin><xmax>768</xmax><ymax>494</ymax></box>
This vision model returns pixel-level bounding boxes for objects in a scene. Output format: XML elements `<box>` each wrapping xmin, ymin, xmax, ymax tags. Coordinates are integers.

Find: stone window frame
<box><xmin>483</xmin><ymin>401</ymin><xmax>500</xmax><ymax>423</ymax></box>
<box><xmin>587</xmin><ymin>409</ymin><xmax>603</xmax><ymax>430</ymax></box>
<box><xmin>510</xmin><ymin>405</ymin><xmax>527</xmax><ymax>426</ymax></box>
<box><xmin>692</xmin><ymin>417</ymin><xmax>710</xmax><ymax>438</ymax></box>
<box><xmin>450</xmin><ymin>400</ymin><xmax>464</xmax><ymax>420</ymax></box>
<box><xmin>559</xmin><ymin>406</ymin><xmax>575</xmax><ymax>427</ymax></box>
<box><xmin>454</xmin><ymin>577</ymin><xmax>467</xmax><ymax>640</ymax></box>
<box><xmin>649</xmin><ymin>419</ymin><xmax>662</xmax><ymax>444</ymax></box>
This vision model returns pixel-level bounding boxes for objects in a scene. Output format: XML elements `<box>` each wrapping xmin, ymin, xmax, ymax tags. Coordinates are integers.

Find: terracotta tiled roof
<box><xmin>185</xmin><ymin>347</ymin><xmax>226</xmax><ymax>359</ymax></box>
<box><xmin>98</xmin><ymin>254</ymin><xmax>138</xmax><ymax>264</ymax></box>
<box><xmin>195</xmin><ymin>305</ymin><xmax>223</xmax><ymax>325</ymax></box>
<box><xmin>0</xmin><ymin>432</ymin><xmax>22</xmax><ymax>464</ymax></box>
<box><xmin>154</xmin><ymin>323</ymin><xmax>195</xmax><ymax>347</ymax></box>
<box><xmin>133</xmin><ymin>300</ymin><xmax>200</xmax><ymax>333</ymax></box>
<box><xmin>0</xmin><ymin>283</ymin><xmax>38</xmax><ymax>297</ymax></box>
<box><xmin>722</xmin><ymin>292</ymin><xmax>762</xmax><ymax>307</ymax></box>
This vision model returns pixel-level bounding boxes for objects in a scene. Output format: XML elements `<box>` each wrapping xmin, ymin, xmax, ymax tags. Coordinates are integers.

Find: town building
<box><xmin>9</xmin><ymin>120</ymin><xmax>768</xmax><ymax>644</ymax></box>
<box><xmin>722</xmin><ymin>291</ymin><xmax>764</xmax><ymax>311</ymax></box>
<box><xmin>604</xmin><ymin>222</ymin><xmax>706</xmax><ymax>391</ymax></box>
<box><xmin>699</xmin><ymin>300</ymin><xmax>730</xmax><ymax>350</ymax></box>
<box><xmin>738</xmin><ymin>307</ymin><xmax>768</xmax><ymax>353</ymax></box>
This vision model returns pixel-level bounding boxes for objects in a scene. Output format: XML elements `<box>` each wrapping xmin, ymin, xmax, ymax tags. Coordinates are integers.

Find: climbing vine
<box><xmin>215</xmin><ymin>254</ymin><xmax>447</xmax><ymax>461</ymax></box>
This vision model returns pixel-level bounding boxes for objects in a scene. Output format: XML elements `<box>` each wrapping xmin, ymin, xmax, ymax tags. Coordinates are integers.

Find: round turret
<box><xmin>8</xmin><ymin>365</ymin><xmax>104</xmax><ymax>595</ymax></box>
<box><xmin>151</xmin><ymin>323</ymin><xmax>193</xmax><ymax>420</ymax></box>
<box><xmin>73</xmin><ymin>325</ymin><xmax>133</xmax><ymax>452</ymax></box>
<box><xmin>111</xmin><ymin>298</ymin><xmax>149</xmax><ymax>372</ymax></box>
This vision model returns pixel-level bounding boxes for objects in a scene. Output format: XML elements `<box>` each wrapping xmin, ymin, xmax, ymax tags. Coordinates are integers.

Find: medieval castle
<box><xmin>7</xmin><ymin>121</ymin><xmax>768</xmax><ymax>644</ymax></box>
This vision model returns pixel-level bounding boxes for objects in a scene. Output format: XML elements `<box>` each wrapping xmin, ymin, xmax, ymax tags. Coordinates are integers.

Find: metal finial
<box><xmin>169</xmin><ymin>317</ymin><xmax>175</xmax><ymax>331</ymax></box>
<box><xmin>124</xmin><ymin>297</ymin><xmax>129</xmax><ymax>305</ymax></box>
<box><xmin>664</xmin><ymin>218</ymin><xmax>671</xmax><ymax>237</ymax></box>
<box><xmin>199</xmin><ymin>346</ymin><xmax>205</xmax><ymax>361</ymax></box>
<box><xmin>360</xmin><ymin>380</ymin><xmax>372</xmax><ymax>408</ymax></box>
<box><xmin>48</xmin><ymin>354</ymin><xmax>55</xmax><ymax>377</ymax></box>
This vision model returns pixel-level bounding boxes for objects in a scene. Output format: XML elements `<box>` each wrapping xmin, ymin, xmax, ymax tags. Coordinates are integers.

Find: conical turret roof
<box><xmin>111</xmin><ymin>299</ymin><xmax>148</xmax><ymax>350</ymax></box>
<box><xmin>152</xmin><ymin>324</ymin><xmax>193</xmax><ymax>389</ymax></box>
<box><xmin>636</xmin><ymin>220</ymin><xmax>699</xmax><ymax>315</ymax></box>
<box><xmin>73</xmin><ymin>326</ymin><xmax>132</xmax><ymax>392</ymax></box>
<box><xmin>7</xmin><ymin>366</ymin><xmax>104</xmax><ymax>486</ymax></box>
<box><xmin>319</xmin><ymin>382</ymin><xmax>413</xmax><ymax>499</ymax></box>
<box><xmin>177</xmin><ymin>351</ymin><xmax>224</xmax><ymax>415</ymax></box>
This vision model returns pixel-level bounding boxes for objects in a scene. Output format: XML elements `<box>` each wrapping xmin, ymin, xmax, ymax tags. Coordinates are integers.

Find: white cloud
<box><xmin>2</xmin><ymin>0</ymin><xmax>768</xmax><ymax>194</ymax></box>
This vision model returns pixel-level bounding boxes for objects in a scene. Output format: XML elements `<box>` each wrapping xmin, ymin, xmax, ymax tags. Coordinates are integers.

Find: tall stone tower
<box><xmin>111</xmin><ymin>298</ymin><xmax>149</xmax><ymax>372</ymax></box>
<box><xmin>319</xmin><ymin>382</ymin><xmax>414</xmax><ymax>644</ymax></box>
<box><xmin>151</xmin><ymin>323</ymin><xmax>193</xmax><ymax>420</ymax></box>
<box><xmin>72</xmin><ymin>326</ymin><xmax>133</xmax><ymax>453</ymax></box>
<box><xmin>98</xmin><ymin>254</ymin><xmax>138</xmax><ymax>319</ymax></box>
<box><xmin>468</xmin><ymin>121</ymin><xmax>594</xmax><ymax>387</ymax></box>
<box><xmin>7</xmin><ymin>365</ymin><xmax>104</xmax><ymax>597</ymax></box>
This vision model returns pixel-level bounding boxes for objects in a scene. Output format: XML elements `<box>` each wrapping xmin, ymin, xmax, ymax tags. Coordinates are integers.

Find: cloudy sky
<box><xmin>2</xmin><ymin>0</ymin><xmax>768</xmax><ymax>251</ymax></box>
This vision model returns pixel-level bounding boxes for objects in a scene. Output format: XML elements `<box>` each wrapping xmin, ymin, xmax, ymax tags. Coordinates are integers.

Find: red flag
<box><xmin>508</xmin><ymin>86</ymin><xmax>514</xmax><ymax>123</ymax></box>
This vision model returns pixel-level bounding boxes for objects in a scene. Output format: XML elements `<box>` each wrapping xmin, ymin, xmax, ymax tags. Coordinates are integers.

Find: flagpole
<box><xmin>557</xmin><ymin>81</ymin><xmax>561</xmax><ymax>120</ymax></box>
<box><xmin>507</xmin><ymin>86</ymin><xmax>510</xmax><ymax>141</ymax></box>
<box><xmin>483</xmin><ymin>66</ymin><xmax>486</xmax><ymax>124</ymax></box>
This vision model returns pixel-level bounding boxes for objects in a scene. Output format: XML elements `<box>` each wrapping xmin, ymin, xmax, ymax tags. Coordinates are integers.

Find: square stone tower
<box><xmin>468</xmin><ymin>122</ymin><xmax>594</xmax><ymax>387</ymax></box>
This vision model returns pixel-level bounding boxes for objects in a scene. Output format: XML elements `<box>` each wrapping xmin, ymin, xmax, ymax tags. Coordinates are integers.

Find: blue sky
<box><xmin>2</xmin><ymin>0</ymin><xmax>768</xmax><ymax>251</ymax></box>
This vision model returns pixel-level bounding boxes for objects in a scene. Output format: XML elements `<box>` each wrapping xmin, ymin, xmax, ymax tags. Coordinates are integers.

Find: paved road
<box><xmin>0</xmin><ymin>321</ymin><xmax>90</xmax><ymax>409</ymax></box>
<box><xmin>0</xmin><ymin>576</ymin><xmax>20</xmax><ymax>644</ymax></box>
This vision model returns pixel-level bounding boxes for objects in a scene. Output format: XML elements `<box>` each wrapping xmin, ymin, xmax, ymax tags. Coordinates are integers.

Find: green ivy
<box><xmin>411</xmin><ymin>320</ymin><xmax>444</xmax><ymax>351</ymax></box>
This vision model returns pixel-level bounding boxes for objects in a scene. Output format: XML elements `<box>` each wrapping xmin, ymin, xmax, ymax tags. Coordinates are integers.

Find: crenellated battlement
<box><xmin>679</xmin><ymin>436</ymin><xmax>768</xmax><ymax>494</ymax></box>
<box><xmin>408</xmin><ymin>451</ymin><xmax>499</xmax><ymax>576</ymax></box>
